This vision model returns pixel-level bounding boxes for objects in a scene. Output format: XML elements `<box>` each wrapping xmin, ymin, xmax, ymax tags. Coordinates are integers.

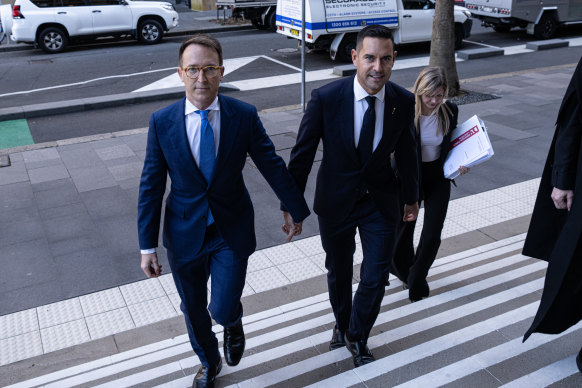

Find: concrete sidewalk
<box><xmin>0</xmin><ymin>58</ymin><xmax>575</xmax><ymax>314</ymax></box>
<box><xmin>0</xmin><ymin>59</ymin><xmax>580</xmax><ymax>386</ymax></box>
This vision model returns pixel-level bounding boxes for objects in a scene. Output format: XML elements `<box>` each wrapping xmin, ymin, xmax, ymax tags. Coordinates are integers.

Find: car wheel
<box><xmin>38</xmin><ymin>27</ymin><xmax>68</xmax><ymax>54</ymax></box>
<box><xmin>335</xmin><ymin>34</ymin><xmax>356</xmax><ymax>62</ymax></box>
<box><xmin>139</xmin><ymin>19</ymin><xmax>164</xmax><ymax>44</ymax></box>
<box><xmin>534</xmin><ymin>13</ymin><xmax>557</xmax><ymax>39</ymax></box>
<box><xmin>454</xmin><ymin>23</ymin><xmax>464</xmax><ymax>50</ymax></box>
<box><xmin>267</xmin><ymin>10</ymin><xmax>276</xmax><ymax>32</ymax></box>
<box><xmin>252</xmin><ymin>18</ymin><xmax>269</xmax><ymax>30</ymax></box>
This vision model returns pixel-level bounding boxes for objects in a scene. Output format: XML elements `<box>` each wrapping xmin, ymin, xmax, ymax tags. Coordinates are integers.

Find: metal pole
<box><xmin>301</xmin><ymin>0</ymin><xmax>306</xmax><ymax>112</ymax></box>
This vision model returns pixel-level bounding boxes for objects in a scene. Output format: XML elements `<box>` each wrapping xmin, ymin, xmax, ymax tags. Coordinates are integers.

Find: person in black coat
<box><xmin>523</xmin><ymin>57</ymin><xmax>582</xmax><ymax>374</ymax></box>
<box><xmin>284</xmin><ymin>25</ymin><xmax>420</xmax><ymax>368</ymax></box>
<box><xmin>391</xmin><ymin>66</ymin><xmax>469</xmax><ymax>302</ymax></box>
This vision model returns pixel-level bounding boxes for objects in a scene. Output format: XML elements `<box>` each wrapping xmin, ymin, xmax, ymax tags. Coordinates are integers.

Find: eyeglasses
<box><xmin>181</xmin><ymin>65</ymin><xmax>223</xmax><ymax>79</ymax></box>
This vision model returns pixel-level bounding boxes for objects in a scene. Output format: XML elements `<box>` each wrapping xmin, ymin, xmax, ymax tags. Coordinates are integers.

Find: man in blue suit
<box><xmin>138</xmin><ymin>35</ymin><xmax>310</xmax><ymax>388</ymax></box>
<box><xmin>283</xmin><ymin>25</ymin><xmax>419</xmax><ymax>368</ymax></box>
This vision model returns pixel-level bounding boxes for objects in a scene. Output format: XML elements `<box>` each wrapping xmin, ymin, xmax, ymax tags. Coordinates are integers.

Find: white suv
<box><xmin>11</xmin><ymin>0</ymin><xmax>179</xmax><ymax>53</ymax></box>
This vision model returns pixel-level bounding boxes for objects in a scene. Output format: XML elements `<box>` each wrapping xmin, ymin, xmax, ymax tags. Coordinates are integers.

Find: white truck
<box><xmin>465</xmin><ymin>0</ymin><xmax>582</xmax><ymax>39</ymax></box>
<box><xmin>216</xmin><ymin>0</ymin><xmax>278</xmax><ymax>31</ymax></box>
<box><xmin>276</xmin><ymin>0</ymin><xmax>473</xmax><ymax>61</ymax></box>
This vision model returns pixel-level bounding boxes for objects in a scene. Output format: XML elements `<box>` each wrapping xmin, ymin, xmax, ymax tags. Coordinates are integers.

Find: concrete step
<box><xmin>525</xmin><ymin>39</ymin><xmax>569</xmax><ymax>51</ymax></box>
<box><xmin>456</xmin><ymin>47</ymin><xmax>505</xmax><ymax>60</ymax></box>
<box><xmin>3</xmin><ymin>233</ymin><xmax>581</xmax><ymax>387</ymax></box>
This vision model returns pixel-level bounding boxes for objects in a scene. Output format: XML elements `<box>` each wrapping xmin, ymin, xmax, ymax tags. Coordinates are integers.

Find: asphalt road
<box><xmin>2</xmin><ymin>20</ymin><xmax>582</xmax><ymax>143</ymax></box>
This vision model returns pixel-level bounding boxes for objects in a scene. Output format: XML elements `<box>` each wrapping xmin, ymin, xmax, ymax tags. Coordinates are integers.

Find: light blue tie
<box><xmin>197</xmin><ymin>109</ymin><xmax>215</xmax><ymax>225</ymax></box>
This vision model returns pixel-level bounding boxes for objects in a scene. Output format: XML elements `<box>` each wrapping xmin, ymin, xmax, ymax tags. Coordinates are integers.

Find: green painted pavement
<box><xmin>0</xmin><ymin>120</ymin><xmax>34</xmax><ymax>150</ymax></box>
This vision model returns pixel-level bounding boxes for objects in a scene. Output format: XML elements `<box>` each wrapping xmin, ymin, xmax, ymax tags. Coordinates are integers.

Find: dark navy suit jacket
<box><xmin>138</xmin><ymin>95</ymin><xmax>310</xmax><ymax>260</ymax></box>
<box><xmin>286</xmin><ymin>77</ymin><xmax>419</xmax><ymax>224</ymax></box>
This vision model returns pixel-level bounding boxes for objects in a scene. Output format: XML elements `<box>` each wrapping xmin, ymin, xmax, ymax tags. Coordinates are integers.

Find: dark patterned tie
<box><xmin>197</xmin><ymin>109</ymin><xmax>215</xmax><ymax>225</ymax></box>
<box><xmin>358</xmin><ymin>96</ymin><xmax>376</xmax><ymax>164</ymax></box>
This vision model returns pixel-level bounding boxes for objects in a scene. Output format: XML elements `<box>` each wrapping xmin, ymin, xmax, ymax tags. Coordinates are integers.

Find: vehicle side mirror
<box><xmin>119</xmin><ymin>0</ymin><xmax>128</xmax><ymax>5</ymax></box>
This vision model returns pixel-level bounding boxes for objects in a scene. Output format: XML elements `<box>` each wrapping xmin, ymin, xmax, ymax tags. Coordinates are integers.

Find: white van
<box><xmin>276</xmin><ymin>0</ymin><xmax>473</xmax><ymax>61</ymax></box>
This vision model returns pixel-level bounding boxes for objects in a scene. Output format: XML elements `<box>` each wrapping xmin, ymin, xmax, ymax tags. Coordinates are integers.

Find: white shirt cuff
<box><xmin>141</xmin><ymin>248</ymin><xmax>156</xmax><ymax>254</ymax></box>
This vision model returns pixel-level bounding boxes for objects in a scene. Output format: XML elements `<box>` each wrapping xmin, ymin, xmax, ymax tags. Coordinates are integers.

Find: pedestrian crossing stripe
<box><xmin>0</xmin><ymin>119</ymin><xmax>33</xmax><ymax>150</ymax></box>
<box><xmin>10</xmin><ymin>233</ymin><xmax>582</xmax><ymax>388</ymax></box>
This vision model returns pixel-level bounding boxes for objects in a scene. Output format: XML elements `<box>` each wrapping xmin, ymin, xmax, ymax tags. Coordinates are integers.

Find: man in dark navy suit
<box><xmin>137</xmin><ymin>35</ymin><xmax>310</xmax><ymax>388</ymax></box>
<box><xmin>284</xmin><ymin>25</ymin><xmax>419</xmax><ymax>368</ymax></box>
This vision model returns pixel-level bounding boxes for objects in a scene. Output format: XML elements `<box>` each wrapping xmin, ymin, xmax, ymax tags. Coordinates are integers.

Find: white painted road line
<box><xmin>2</xmin><ymin>39</ymin><xmax>578</xmax><ymax>98</ymax></box>
<box><xmin>395</xmin><ymin>325</ymin><xmax>582</xmax><ymax>388</ymax></box>
<box><xmin>6</xmin><ymin>237</ymin><xmax>533</xmax><ymax>388</ymax></box>
<box><xmin>500</xmin><ymin>354</ymin><xmax>581</xmax><ymax>388</ymax></box>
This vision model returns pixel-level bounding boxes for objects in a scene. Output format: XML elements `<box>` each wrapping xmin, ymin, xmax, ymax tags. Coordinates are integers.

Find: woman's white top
<box><xmin>419</xmin><ymin>114</ymin><xmax>443</xmax><ymax>162</ymax></box>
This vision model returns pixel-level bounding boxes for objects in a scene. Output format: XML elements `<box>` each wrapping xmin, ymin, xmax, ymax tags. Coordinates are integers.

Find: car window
<box><xmin>90</xmin><ymin>0</ymin><xmax>121</xmax><ymax>5</ymax></box>
<box><xmin>31</xmin><ymin>0</ymin><xmax>58</xmax><ymax>7</ymax></box>
<box><xmin>402</xmin><ymin>0</ymin><xmax>432</xmax><ymax>10</ymax></box>
<box><xmin>61</xmin><ymin>0</ymin><xmax>89</xmax><ymax>6</ymax></box>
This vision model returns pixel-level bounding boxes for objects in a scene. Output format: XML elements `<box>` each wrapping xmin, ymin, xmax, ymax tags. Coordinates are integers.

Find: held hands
<box><xmin>551</xmin><ymin>187</ymin><xmax>574</xmax><ymax>211</ymax></box>
<box><xmin>403</xmin><ymin>202</ymin><xmax>419</xmax><ymax>222</ymax></box>
<box><xmin>141</xmin><ymin>252</ymin><xmax>162</xmax><ymax>278</ymax></box>
<box><xmin>282</xmin><ymin>211</ymin><xmax>303</xmax><ymax>242</ymax></box>
<box><xmin>458</xmin><ymin>165</ymin><xmax>470</xmax><ymax>175</ymax></box>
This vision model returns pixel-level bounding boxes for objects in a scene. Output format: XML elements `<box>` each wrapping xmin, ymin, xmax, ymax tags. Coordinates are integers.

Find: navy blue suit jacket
<box><xmin>138</xmin><ymin>95</ymin><xmax>310</xmax><ymax>260</ymax></box>
<box><xmin>287</xmin><ymin>77</ymin><xmax>419</xmax><ymax>224</ymax></box>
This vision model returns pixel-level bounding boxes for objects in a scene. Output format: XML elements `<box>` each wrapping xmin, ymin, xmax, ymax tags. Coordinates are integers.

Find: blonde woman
<box><xmin>391</xmin><ymin>66</ymin><xmax>469</xmax><ymax>302</ymax></box>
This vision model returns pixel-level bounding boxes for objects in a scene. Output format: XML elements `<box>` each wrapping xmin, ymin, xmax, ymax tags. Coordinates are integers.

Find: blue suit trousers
<box><xmin>167</xmin><ymin>225</ymin><xmax>248</xmax><ymax>368</ymax></box>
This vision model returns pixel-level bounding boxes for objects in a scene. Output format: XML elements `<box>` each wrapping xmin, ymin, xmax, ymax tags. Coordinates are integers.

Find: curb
<box><xmin>0</xmin><ymin>104</ymin><xmax>300</xmax><ymax>156</ymax></box>
<box><xmin>0</xmin><ymin>83</ymin><xmax>240</xmax><ymax>121</ymax></box>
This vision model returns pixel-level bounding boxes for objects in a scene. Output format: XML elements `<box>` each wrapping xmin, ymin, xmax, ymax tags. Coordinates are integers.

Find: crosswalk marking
<box><xmin>500</xmin><ymin>355</ymin><xmax>581</xmax><ymax>387</ymax></box>
<box><xmin>2</xmin><ymin>39</ymin><xmax>579</xmax><ymax>99</ymax></box>
<box><xmin>132</xmin><ymin>56</ymin><xmax>261</xmax><ymax>92</ymax></box>
<box><xmin>230</xmin><ymin>275</ymin><xmax>544</xmax><ymax>387</ymax></box>
<box><xmin>6</xmin><ymin>235</ymin><xmax>540</xmax><ymax>388</ymax></box>
<box><xmin>393</xmin><ymin>326</ymin><xmax>580</xmax><ymax>388</ymax></box>
<box><xmin>6</xmin><ymin>233</ymin><xmax>582</xmax><ymax>388</ymax></box>
<box><xmin>129</xmin><ymin>38</ymin><xmax>581</xmax><ymax>94</ymax></box>
<box><xmin>303</xmin><ymin>303</ymin><xmax>539</xmax><ymax>388</ymax></box>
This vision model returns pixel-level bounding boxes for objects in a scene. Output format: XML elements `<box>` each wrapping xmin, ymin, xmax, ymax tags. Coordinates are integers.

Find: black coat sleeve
<box><xmin>552</xmin><ymin>94</ymin><xmax>582</xmax><ymax>190</ymax></box>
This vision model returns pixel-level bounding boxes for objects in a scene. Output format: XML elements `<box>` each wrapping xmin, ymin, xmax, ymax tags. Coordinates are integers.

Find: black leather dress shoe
<box><xmin>576</xmin><ymin>347</ymin><xmax>582</xmax><ymax>373</ymax></box>
<box><xmin>224</xmin><ymin>321</ymin><xmax>245</xmax><ymax>366</ymax></box>
<box><xmin>193</xmin><ymin>358</ymin><xmax>222</xmax><ymax>388</ymax></box>
<box><xmin>408</xmin><ymin>280</ymin><xmax>429</xmax><ymax>302</ymax></box>
<box><xmin>345</xmin><ymin>337</ymin><xmax>375</xmax><ymax>367</ymax></box>
<box><xmin>329</xmin><ymin>325</ymin><xmax>346</xmax><ymax>350</ymax></box>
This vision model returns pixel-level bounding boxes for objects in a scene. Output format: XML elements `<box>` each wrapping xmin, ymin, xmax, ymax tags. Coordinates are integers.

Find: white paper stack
<box><xmin>443</xmin><ymin>115</ymin><xmax>494</xmax><ymax>179</ymax></box>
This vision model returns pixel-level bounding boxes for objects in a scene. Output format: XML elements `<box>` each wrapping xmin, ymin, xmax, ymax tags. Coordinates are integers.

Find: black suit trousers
<box><xmin>319</xmin><ymin>195</ymin><xmax>397</xmax><ymax>342</ymax></box>
<box><xmin>392</xmin><ymin>160</ymin><xmax>451</xmax><ymax>300</ymax></box>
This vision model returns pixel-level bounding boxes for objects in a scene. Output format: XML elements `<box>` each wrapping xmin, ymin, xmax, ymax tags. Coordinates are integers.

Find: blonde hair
<box><xmin>413</xmin><ymin>66</ymin><xmax>452</xmax><ymax>136</ymax></box>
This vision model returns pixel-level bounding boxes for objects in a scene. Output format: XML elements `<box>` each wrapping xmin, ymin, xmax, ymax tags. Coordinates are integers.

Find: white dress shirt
<box><xmin>353</xmin><ymin>76</ymin><xmax>385</xmax><ymax>151</ymax></box>
<box><xmin>185</xmin><ymin>97</ymin><xmax>221</xmax><ymax>164</ymax></box>
<box><xmin>140</xmin><ymin>97</ymin><xmax>221</xmax><ymax>255</ymax></box>
<box><xmin>419</xmin><ymin>114</ymin><xmax>443</xmax><ymax>162</ymax></box>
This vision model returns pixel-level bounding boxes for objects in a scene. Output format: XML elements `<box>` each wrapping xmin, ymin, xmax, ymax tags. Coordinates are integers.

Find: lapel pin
<box><xmin>392</xmin><ymin>107</ymin><xmax>396</xmax><ymax>115</ymax></box>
